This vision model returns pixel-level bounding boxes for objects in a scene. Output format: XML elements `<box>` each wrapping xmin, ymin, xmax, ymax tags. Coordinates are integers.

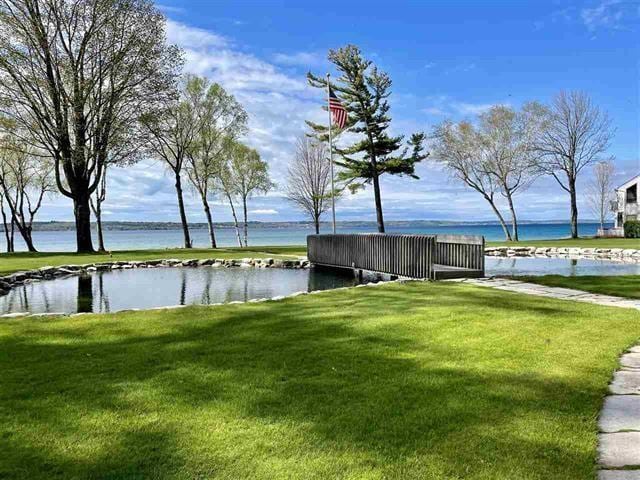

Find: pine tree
<box><xmin>307</xmin><ymin>45</ymin><xmax>427</xmax><ymax>232</ymax></box>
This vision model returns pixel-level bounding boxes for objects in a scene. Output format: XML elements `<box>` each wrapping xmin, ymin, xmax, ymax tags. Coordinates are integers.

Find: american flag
<box><xmin>328</xmin><ymin>86</ymin><xmax>347</xmax><ymax>129</ymax></box>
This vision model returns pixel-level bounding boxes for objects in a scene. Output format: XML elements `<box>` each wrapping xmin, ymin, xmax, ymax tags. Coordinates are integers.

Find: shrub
<box><xmin>624</xmin><ymin>220</ymin><xmax>640</xmax><ymax>238</ymax></box>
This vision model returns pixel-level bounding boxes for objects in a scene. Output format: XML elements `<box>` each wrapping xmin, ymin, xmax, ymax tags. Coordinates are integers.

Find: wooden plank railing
<box><xmin>434</xmin><ymin>234</ymin><xmax>485</xmax><ymax>271</ymax></box>
<box><xmin>307</xmin><ymin>233</ymin><xmax>484</xmax><ymax>279</ymax></box>
<box><xmin>307</xmin><ymin>233</ymin><xmax>436</xmax><ymax>279</ymax></box>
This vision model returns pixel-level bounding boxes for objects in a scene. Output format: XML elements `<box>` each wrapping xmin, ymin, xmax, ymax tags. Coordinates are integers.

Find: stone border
<box><xmin>598</xmin><ymin>345</ymin><xmax>640</xmax><ymax>479</ymax></box>
<box><xmin>0</xmin><ymin>257</ymin><xmax>309</xmax><ymax>299</ymax></box>
<box><xmin>485</xmin><ymin>246</ymin><xmax>640</xmax><ymax>263</ymax></box>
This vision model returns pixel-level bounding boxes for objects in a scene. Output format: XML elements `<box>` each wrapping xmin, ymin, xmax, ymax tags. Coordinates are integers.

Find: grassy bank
<box><xmin>514</xmin><ymin>275</ymin><xmax>640</xmax><ymax>299</ymax></box>
<box><xmin>1</xmin><ymin>281</ymin><xmax>639</xmax><ymax>479</ymax></box>
<box><xmin>487</xmin><ymin>237</ymin><xmax>639</xmax><ymax>249</ymax></box>
<box><xmin>0</xmin><ymin>246</ymin><xmax>306</xmax><ymax>276</ymax></box>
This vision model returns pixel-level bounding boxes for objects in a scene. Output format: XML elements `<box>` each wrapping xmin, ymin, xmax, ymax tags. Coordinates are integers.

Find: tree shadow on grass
<box><xmin>1</xmin><ymin>282</ymin><xmax>638</xmax><ymax>479</ymax></box>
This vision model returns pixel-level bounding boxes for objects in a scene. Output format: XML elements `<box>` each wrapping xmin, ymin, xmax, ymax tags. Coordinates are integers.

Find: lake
<box><xmin>8</xmin><ymin>222</ymin><xmax>610</xmax><ymax>252</ymax></box>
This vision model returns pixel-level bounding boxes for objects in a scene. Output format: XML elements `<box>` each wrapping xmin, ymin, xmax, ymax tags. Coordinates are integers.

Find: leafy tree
<box><xmin>431</xmin><ymin>120</ymin><xmax>514</xmax><ymax>241</ymax></box>
<box><xmin>0</xmin><ymin>139</ymin><xmax>53</xmax><ymax>252</ymax></box>
<box><xmin>0</xmin><ymin>0</ymin><xmax>181</xmax><ymax>252</ymax></box>
<box><xmin>221</xmin><ymin>142</ymin><xmax>273</xmax><ymax>247</ymax></box>
<box><xmin>533</xmin><ymin>91</ymin><xmax>614</xmax><ymax>238</ymax></box>
<box><xmin>184</xmin><ymin>77</ymin><xmax>248</xmax><ymax>248</ymax></box>
<box><xmin>308</xmin><ymin>45</ymin><xmax>427</xmax><ymax>232</ymax></box>
<box><xmin>140</xmin><ymin>77</ymin><xmax>200</xmax><ymax>249</ymax></box>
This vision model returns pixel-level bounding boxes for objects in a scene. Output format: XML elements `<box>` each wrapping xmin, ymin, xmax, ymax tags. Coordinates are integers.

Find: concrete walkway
<box><xmin>451</xmin><ymin>277</ymin><xmax>640</xmax><ymax>478</ymax></box>
<box><xmin>453</xmin><ymin>277</ymin><xmax>640</xmax><ymax>311</ymax></box>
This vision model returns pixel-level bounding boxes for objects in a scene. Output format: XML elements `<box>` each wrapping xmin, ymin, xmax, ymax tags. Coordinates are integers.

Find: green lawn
<box><xmin>487</xmin><ymin>237</ymin><xmax>639</xmax><ymax>249</ymax></box>
<box><xmin>514</xmin><ymin>275</ymin><xmax>640</xmax><ymax>300</ymax></box>
<box><xmin>0</xmin><ymin>246</ymin><xmax>307</xmax><ymax>276</ymax></box>
<box><xmin>1</xmin><ymin>281</ymin><xmax>639</xmax><ymax>479</ymax></box>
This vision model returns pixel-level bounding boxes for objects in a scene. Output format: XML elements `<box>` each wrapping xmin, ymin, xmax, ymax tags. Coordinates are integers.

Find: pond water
<box><xmin>1</xmin><ymin>257</ymin><xmax>638</xmax><ymax>316</ymax></box>
<box><xmin>0</xmin><ymin>267</ymin><xmax>363</xmax><ymax>315</ymax></box>
<box><xmin>485</xmin><ymin>256</ymin><xmax>640</xmax><ymax>277</ymax></box>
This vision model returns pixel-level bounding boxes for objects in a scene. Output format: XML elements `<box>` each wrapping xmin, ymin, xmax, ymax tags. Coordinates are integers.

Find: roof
<box><xmin>616</xmin><ymin>174</ymin><xmax>640</xmax><ymax>191</ymax></box>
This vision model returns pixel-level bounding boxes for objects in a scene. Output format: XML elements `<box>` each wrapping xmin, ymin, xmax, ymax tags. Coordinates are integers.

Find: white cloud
<box><xmin>580</xmin><ymin>0</ymin><xmax>632</xmax><ymax>31</ymax></box>
<box><xmin>422</xmin><ymin>95</ymin><xmax>505</xmax><ymax>118</ymax></box>
<box><xmin>156</xmin><ymin>4</ymin><xmax>186</xmax><ymax>15</ymax></box>
<box><xmin>165</xmin><ymin>19</ymin><xmax>228</xmax><ymax>50</ymax></box>
<box><xmin>451</xmin><ymin>102</ymin><xmax>499</xmax><ymax>116</ymax></box>
<box><xmin>273</xmin><ymin>51</ymin><xmax>325</xmax><ymax>67</ymax></box>
<box><xmin>250</xmin><ymin>209</ymin><xmax>279</xmax><ymax>215</ymax></box>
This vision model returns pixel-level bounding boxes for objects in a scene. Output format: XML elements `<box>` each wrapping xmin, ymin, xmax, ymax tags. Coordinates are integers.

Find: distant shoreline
<box><xmin>0</xmin><ymin>220</ymin><xmax>609</xmax><ymax>232</ymax></box>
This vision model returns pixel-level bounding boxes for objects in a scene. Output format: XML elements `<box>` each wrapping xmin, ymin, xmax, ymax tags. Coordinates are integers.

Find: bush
<box><xmin>624</xmin><ymin>220</ymin><xmax>640</xmax><ymax>238</ymax></box>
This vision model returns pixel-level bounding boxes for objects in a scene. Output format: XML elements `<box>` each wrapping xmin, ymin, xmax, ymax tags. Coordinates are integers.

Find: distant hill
<box><xmin>0</xmin><ymin>219</ymin><xmax>602</xmax><ymax>232</ymax></box>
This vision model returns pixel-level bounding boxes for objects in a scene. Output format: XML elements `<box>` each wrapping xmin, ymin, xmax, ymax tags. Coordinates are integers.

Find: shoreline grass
<box><xmin>1</xmin><ymin>281</ymin><xmax>639</xmax><ymax>478</ymax></box>
<box><xmin>511</xmin><ymin>274</ymin><xmax>640</xmax><ymax>299</ymax></box>
<box><xmin>486</xmin><ymin>237</ymin><xmax>639</xmax><ymax>248</ymax></box>
<box><xmin>0</xmin><ymin>246</ymin><xmax>307</xmax><ymax>276</ymax></box>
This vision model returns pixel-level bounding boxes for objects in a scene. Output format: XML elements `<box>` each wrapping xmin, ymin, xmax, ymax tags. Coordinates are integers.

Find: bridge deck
<box><xmin>432</xmin><ymin>264</ymin><xmax>484</xmax><ymax>280</ymax></box>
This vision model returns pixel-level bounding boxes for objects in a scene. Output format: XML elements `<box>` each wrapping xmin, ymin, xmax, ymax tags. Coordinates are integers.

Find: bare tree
<box><xmin>184</xmin><ymin>77</ymin><xmax>248</xmax><ymax>248</ymax></box>
<box><xmin>0</xmin><ymin>0</ymin><xmax>181</xmax><ymax>252</ymax></box>
<box><xmin>534</xmin><ymin>91</ymin><xmax>614</xmax><ymax>238</ymax></box>
<box><xmin>0</xmin><ymin>143</ymin><xmax>53</xmax><ymax>252</ymax></box>
<box><xmin>587</xmin><ymin>160</ymin><xmax>616</xmax><ymax>230</ymax></box>
<box><xmin>223</xmin><ymin>142</ymin><xmax>273</xmax><ymax>247</ymax></box>
<box><xmin>477</xmin><ymin>104</ymin><xmax>542</xmax><ymax>241</ymax></box>
<box><xmin>285</xmin><ymin>136</ymin><xmax>337</xmax><ymax>234</ymax></box>
<box><xmin>432</xmin><ymin>120</ymin><xmax>513</xmax><ymax>241</ymax></box>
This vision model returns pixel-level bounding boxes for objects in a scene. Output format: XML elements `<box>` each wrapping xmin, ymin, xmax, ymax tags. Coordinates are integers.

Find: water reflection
<box><xmin>0</xmin><ymin>267</ymin><xmax>363</xmax><ymax>315</ymax></box>
<box><xmin>485</xmin><ymin>256</ymin><xmax>640</xmax><ymax>277</ymax></box>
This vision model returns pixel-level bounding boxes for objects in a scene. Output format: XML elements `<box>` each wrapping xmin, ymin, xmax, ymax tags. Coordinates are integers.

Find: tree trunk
<box><xmin>9</xmin><ymin>219</ymin><xmax>14</xmax><ymax>253</ymax></box>
<box><xmin>242</xmin><ymin>195</ymin><xmax>248</xmax><ymax>247</ymax></box>
<box><xmin>95</xmin><ymin>209</ymin><xmax>106</xmax><ymax>252</ymax></box>
<box><xmin>1</xmin><ymin>202</ymin><xmax>13</xmax><ymax>253</ymax></box>
<box><xmin>73</xmin><ymin>196</ymin><xmax>95</xmax><ymax>253</ymax></box>
<box><xmin>569</xmin><ymin>177</ymin><xmax>579</xmax><ymax>239</ymax></box>
<box><xmin>506</xmin><ymin>193</ymin><xmax>519</xmax><ymax>242</ymax></box>
<box><xmin>15</xmin><ymin>223</ymin><xmax>36</xmax><ymax>252</ymax></box>
<box><xmin>201</xmin><ymin>195</ymin><xmax>217</xmax><ymax>249</ymax></box>
<box><xmin>174</xmin><ymin>172</ymin><xmax>192</xmax><ymax>249</ymax></box>
<box><xmin>314</xmin><ymin>216</ymin><xmax>320</xmax><ymax>234</ymax></box>
<box><xmin>372</xmin><ymin>173</ymin><xmax>385</xmax><ymax>233</ymax></box>
<box><xmin>484</xmin><ymin>195</ymin><xmax>512</xmax><ymax>241</ymax></box>
<box><xmin>226</xmin><ymin>192</ymin><xmax>243</xmax><ymax>247</ymax></box>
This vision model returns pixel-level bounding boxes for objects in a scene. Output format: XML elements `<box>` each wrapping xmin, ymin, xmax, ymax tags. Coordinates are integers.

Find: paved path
<box><xmin>451</xmin><ymin>277</ymin><xmax>640</xmax><ymax>478</ymax></box>
<box><xmin>452</xmin><ymin>277</ymin><xmax>640</xmax><ymax>310</ymax></box>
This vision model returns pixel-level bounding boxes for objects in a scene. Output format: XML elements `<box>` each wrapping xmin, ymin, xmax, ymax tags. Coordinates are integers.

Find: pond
<box><xmin>0</xmin><ymin>267</ymin><xmax>363</xmax><ymax>315</ymax></box>
<box><xmin>485</xmin><ymin>256</ymin><xmax>640</xmax><ymax>277</ymax></box>
<box><xmin>1</xmin><ymin>256</ymin><xmax>638</xmax><ymax>316</ymax></box>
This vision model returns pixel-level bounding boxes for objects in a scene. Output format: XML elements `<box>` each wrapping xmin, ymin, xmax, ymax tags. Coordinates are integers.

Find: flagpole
<box><xmin>326</xmin><ymin>73</ymin><xmax>336</xmax><ymax>234</ymax></box>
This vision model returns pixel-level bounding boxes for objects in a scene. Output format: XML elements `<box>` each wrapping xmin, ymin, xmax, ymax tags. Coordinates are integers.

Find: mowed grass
<box><xmin>515</xmin><ymin>275</ymin><xmax>640</xmax><ymax>299</ymax></box>
<box><xmin>0</xmin><ymin>246</ymin><xmax>307</xmax><ymax>276</ymax></box>
<box><xmin>487</xmin><ymin>237</ymin><xmax>639</xmax><ymax>249</ymax></box>
<box><xmin>1</xmin><ymin>281</ymin><xmax>639</xmax><ymax>479</ymax></box>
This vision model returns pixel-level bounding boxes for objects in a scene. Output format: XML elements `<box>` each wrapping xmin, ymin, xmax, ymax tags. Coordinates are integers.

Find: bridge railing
<box><xmin>434</xmin><ymin>234</ymin><xmax>485</xmax><ymax>272</ymax></box>
<box><xmin>307</xmin><ymin>233</ymin><xmax>485</xmax><ymax>279</ymax></box>
<box><xmin>307</xmin><ymin>233</ymin><xmax>436</xmax><ymax>279</ymax></box>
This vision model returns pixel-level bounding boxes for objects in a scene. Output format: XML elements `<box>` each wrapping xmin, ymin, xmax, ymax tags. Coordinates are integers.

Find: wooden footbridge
<box><xmin>307</xmin><ymin>233</ymin><xmax>485</xmax><ymax>280</ymax></box>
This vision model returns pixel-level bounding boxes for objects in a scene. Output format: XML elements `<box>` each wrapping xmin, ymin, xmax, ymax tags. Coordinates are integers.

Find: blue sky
<box><xmin>43</xmin><ymin>0</ymin><xmax>639</xmax><ymax>223</ymax></box>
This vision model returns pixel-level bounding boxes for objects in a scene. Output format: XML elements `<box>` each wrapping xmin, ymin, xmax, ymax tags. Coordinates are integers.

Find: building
<box><xmin>597</xmin><ymin>174</ymin><xmax>639</xmax><ymax>237</ymax></box>
<box><xmin>614</xmin><ymin>174</ymin><xmax>639</xmax><ymax>228</ymax></box>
